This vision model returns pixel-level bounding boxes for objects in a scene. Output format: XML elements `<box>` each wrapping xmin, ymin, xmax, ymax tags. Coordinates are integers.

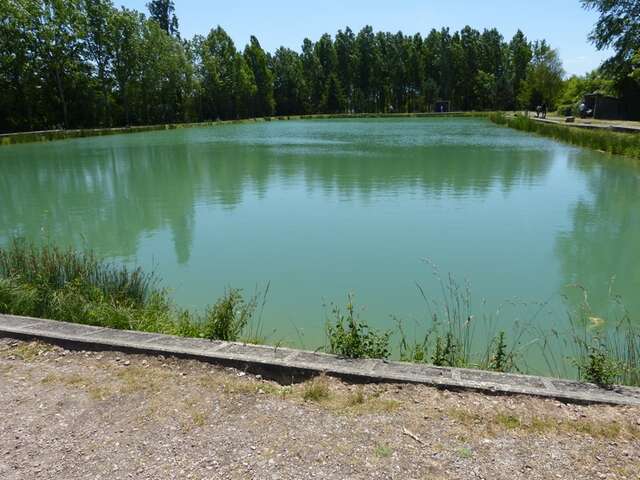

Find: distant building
<box><xmin>434</xmin><ymin>100</ymin><xmax>450</xmax><ymax>113</ymax></box>
<box><xmin>582</xmin><ymin>93</ymin><xmax>626</xmax><ymax>120</ymax></box>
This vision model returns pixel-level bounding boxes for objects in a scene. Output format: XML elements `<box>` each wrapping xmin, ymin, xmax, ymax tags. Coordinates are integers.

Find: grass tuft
<box><xmin>374</xmin><ymin>444</ymin><xmax>393</xmax><ymax>458</ymax></box>
<box><xmin>302</xmin><ymin>375</ymin><xmax>331</xmax><ymax>402</ymax></box>
<box><xmin>326</xmin><ymin>293</ymin><xmax>391</xmax><ymax>359</ymax></box>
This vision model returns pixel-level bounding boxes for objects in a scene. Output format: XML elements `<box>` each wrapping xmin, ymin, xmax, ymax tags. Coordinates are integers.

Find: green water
<box><xmin>1</xmin><ymin>118</ymin><xmax>639</xmax><ymax>369</ymax></box>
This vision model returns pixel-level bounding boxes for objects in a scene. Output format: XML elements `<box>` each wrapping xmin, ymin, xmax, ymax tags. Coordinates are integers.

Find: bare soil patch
<box><xmin>1</xmin><ymin>338</ymin><xmax>639</xmax><ymax>479</ymax></box>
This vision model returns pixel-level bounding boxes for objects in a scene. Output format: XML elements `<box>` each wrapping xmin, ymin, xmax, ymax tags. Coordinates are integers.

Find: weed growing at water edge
<box><xmin>398</xmin><ymin>266</ymin><xmax>523</xmax><ymax>372</ymax></box>
<box><xmin>203</xmin><ymin>288</ymin><xmax>258</xmax><ymax>342</ymax></box>
<box><xmin>488</xmin><ymin>331</ymin><xmax>517</xmax><ymax>372</ymax></box>
<box><xmin>560</xmin><ymin>284</ymin><xmax>640</xmax><ymax>387</ymax></box>
<box><xmin>575</xmin><ymin>341</ymin><xmax>621</xmax><ymax>388</ymax></box>
<box><xmin>326</xmin><ymin>294</ymin><xmax>391</xmax><ymax>359</ymax></box>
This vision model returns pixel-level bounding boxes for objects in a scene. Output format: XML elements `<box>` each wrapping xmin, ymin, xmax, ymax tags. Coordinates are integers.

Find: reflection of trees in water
<box><xmin>0</xmin><ymin>143</ymin><xmax>200</xmax><ymax>263</ymax></box>
<box><xmin>289</xmin><ymin>145</ymin><xmax>552</xmax><ymax>199</ymax></box>
<box><xmin>555</xmin><ymin>153</ymin><xmax>640</xmax><ymax>317</ymax></box>
<box><xmin>0</xmin><ymin>133</ymin><xmax>553</xmax><ymax>265</ymax></box>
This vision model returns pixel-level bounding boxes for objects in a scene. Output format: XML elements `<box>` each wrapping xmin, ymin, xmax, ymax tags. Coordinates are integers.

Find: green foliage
<box><xmin>326</xmin><ymin>294</ymin><xmax>391</xmax><ymax>359</ymax></box>
<box><xmin>1</xmin><ymin>2</ymin><xmax>577</xmax><ymax>133</ymax></box>
<box><xmin>431</xmin><ymin>332</ymin><xmax>462</xmax><ymax>367</ymax></box>
<box><xmin>510</xmin><ymin>30</ymin><xmax>533</xmax><ymax>105</ymax></box>
<box><xmin>496</xmin><ymin>414</ymin><xmax>521</xmax><ymax>429</ymax></box>
<box><xmin>556</xmin><ymin>70</ymin><xmax>615</xmax><ymax>116</ymax></box>
<box><xmin>457</xmin><ymin>447</ymin><xmax>473</xmax><ymax>459</ymax></box>
<box><xmin>147</xmin><ymin>0</ymin><xmax>179</xmax><ymax>37</ymax></box>
<box><xmin>0</xmin><ymin>239</ymin><xmax>155</xmax><ymax>309</ymax></box>
<box><xmin>196</xmin><ymin>26</ymin><xmax>258</xmax><ymax>121</ymax></box>
<box><xmin>0</xmin><ymin>277</ymin><xmax>39</xmax><ymax>315</ymax></box>
<box><xmin>631</xmin><ymin>50</ymin><xmax>640</xmax><ymax>83</ymax></box>
<box><xmin>0</xmin><ymin>240</ymin><xmax>262</xmax><ymax>341</ymax></box>
<box><xmin>581</xmin><ymin>0</ymin><xmax>640</xmax><ymax>116</ymax></box>
<box><xmin>244</xmin><ymin>36</ymin><xmax>275</xmax><ymax>117</ymax></box>
<box><xmin>564</xmin><ymin>287</ymin><xmax>640</xmax><ymax>388</ymax></box>
<box><xmin>398</xmin><ymin>322</ymin><xmax>429</xmax><ymax>363</ymax></box>
<box><xmin>322</xmin><ymin>74</ymin><xmax>346</xmax><ymax>114</ymax></box>
<box><xmin>582</xmin><ymin>0</ymin><xmax>640</xmax><ymax>78</ymax></box>
<box><xmin>202</xmin><ymin>288</ymin><xmax>257</xmax><ymax>342</ymax></box>
<box><xmin>488</xmin><ymin>331</ymin><xmax>516</xmax><ymax>372</ymax></box>
<box><xmin>416</xmin><ymin>273</ymin><xmax>476</xmax><ymax>368</ymax></box>
<box><xmin>397</xmin><ymin>269</ymin><xmax>523</xmax><ymax>373</ymax></box>
<box><xmin>578</xmin><ymin>342</ymin><xmax>621</xmax><ymax>387</ymax></box>
<box><xmin>517</xmin><ymin>40</ymin><xmax>565</xmax><ymax>109</ymax></box>
<box><xmin>270</xmin><ymin>47</ymin><xmax>308</xmax><ymax>115</ymax></box>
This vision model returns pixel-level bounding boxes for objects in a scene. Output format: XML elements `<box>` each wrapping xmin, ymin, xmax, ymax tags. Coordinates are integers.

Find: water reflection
<box><xmin>0</xmin><ymin>119</ymin><xmax>554</xmax><ymax>268</ymax></box>
<box><xmin>556</xmin><ymin>153</ymin><xmax>640</xmax><ymax>316</ymax></box>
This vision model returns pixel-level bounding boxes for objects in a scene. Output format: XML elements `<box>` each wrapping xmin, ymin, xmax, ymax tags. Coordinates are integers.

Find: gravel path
<box><xmin>1</xmin><ymin>338</ymin><xmax>639</xmax><ymax>480</ymax></box>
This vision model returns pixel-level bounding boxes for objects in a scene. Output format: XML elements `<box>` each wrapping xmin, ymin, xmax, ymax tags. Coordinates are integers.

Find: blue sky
<box><xmin>118</xmin><ymin>0</ymin><xmax>609</xmax><ymax>76</ymax></box>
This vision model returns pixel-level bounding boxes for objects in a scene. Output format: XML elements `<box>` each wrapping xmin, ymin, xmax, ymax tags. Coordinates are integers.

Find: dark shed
<box><xmin>434</xmin><ymin>100</ymin><xmax>450</xmax><ymax>113</ymax></box>
<box><xmin>583</xmin><ymin>93</ymin><xmax>626</xmax><ymax>120</ymax></box>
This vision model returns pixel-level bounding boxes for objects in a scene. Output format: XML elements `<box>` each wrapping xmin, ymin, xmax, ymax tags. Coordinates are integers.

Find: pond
<box><xmin>1</xmin><ymin>118</ymin><xmax>639</xmax><ymax>373</ymax></box>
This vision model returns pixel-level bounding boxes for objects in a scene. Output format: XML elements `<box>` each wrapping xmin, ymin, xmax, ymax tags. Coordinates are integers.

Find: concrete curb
<box><xmin>2</xmin><ymin>314</ymin><xmax>639</xmax><ymax>406</ymax></box>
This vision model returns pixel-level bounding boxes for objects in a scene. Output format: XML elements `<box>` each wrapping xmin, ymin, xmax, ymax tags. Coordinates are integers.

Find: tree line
<box><xmin>0</xmin><ymin>0</ymin><xmax>564</xmax><ymax>132</ymax></box>
<box><xmin>1</xmin><ymin>0</ymin><xmax>637</xmax><ymax>133</ymax></box>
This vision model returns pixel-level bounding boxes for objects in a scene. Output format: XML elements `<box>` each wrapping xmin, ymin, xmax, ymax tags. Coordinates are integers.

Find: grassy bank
<box><xmin>488</xmin><ymin>112</ymin><xmax>640</xmax><ymax>160</ymax></box>
<box><xmin>0</xmin><ymin>240</ymin><xmax>266</xmax><ymax>343</ymax></box>
<box><xmin>0</xmin><ymin>112</ymin><xmax>489</xmax><ymax>146</ymax></box>
<box><xmin>1</xmin><ymin>241</ymin><xmax>638</xmax><ymax>387</ymax></box>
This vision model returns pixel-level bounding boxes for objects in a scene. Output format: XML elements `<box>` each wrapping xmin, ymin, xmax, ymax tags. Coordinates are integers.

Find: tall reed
<box><xmin>396</xmin><ymin>263</ymin><xmax>526</xmax><ymax>372</ymax></box>
<box><xmin>0</xmin><ymin>239</ymin><xmax>264</xmax><ymax>342</ymax></box>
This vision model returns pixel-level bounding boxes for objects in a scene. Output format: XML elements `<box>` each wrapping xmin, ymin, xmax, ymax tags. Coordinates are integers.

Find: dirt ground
<box><xmin>1</xmin><ymin>338</ymin><xmax>639</xmax><ymax>480</ymax></box>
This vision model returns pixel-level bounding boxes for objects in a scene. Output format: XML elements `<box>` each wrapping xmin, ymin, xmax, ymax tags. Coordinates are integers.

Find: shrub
<box><xmin>326</xmin><ymin>294</ymin><xmax>391</xmax><ymax>359</ymax></box>
<box><xmin>556</xmin><ymin>104</ymin><xmax>575</xmax><ymax>116</ymax></box>
<box><xmin>488</xmin><ymin>331</ymin><xmax>516</xmax><ymax>372</ymax></box>
<box><xmin>202</xmin><ymin>288</ymin><xmax>257</xmax><ymax>342</ymax></box>
<box><xmin>575</xmin><ymin>341</ymin><xmax>621</xmax><ymax>388</ymax></box>
<box><xmin>431</xmin><ymin>332</ymin><xmax>460</xmax><ymax>367</ymax></box>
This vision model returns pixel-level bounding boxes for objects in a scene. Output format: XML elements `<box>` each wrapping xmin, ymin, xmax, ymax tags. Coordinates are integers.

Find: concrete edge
<box><xmin>1</xmin><ymin>314</ymin><xmax>639</xmax><ymax>406</ymax></box>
